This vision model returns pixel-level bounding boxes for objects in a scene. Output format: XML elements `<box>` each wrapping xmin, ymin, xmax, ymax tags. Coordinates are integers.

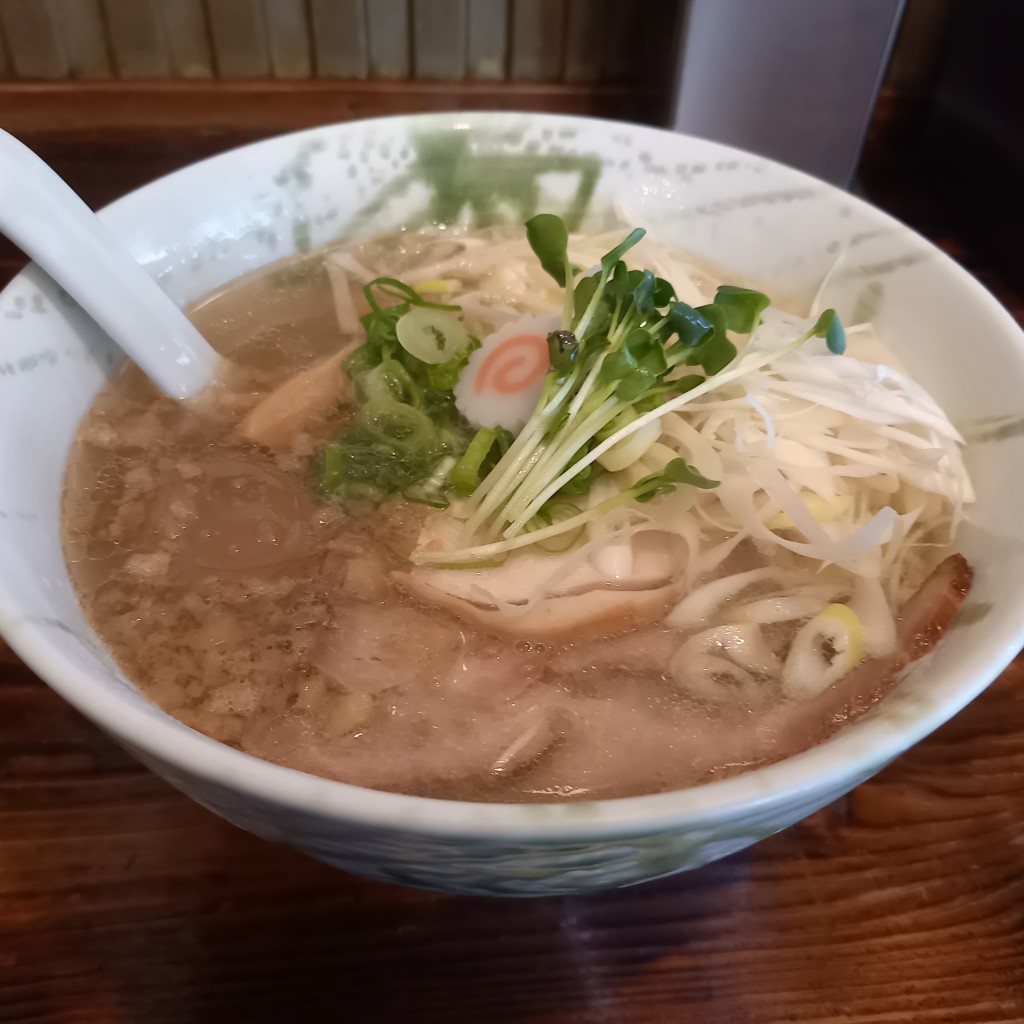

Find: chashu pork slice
<box><xmin>396</xmin><ymin>519</ymin><xmax>685</xmax><ymax>641</ymax></box>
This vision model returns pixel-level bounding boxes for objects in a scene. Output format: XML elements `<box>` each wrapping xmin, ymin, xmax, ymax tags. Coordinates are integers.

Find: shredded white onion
<box><xmin>324</xmin><ymin>254</ymin><xmax>361</xmax><ymax>336</ymax></box>
<box><xmin>734</xmin><ymin>586</ymin><xmax>847</xmax><ymax>624</ymax></box>
<box><xmin>667</xmin><ymin>567</ymin><xmax>786</xmax><ymax>629</ymax></box>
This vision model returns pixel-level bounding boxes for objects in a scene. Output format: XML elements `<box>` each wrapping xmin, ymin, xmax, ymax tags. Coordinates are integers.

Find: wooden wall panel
<box><xmin>0</xmin><ymin>0</ymin><xmax>68</xmax><ymax>80</ymax></box>
<box><xmin>207</xmin><ymin>0</ymin><xmax>271</xmax><ymax>78</ymax></box>
<box><xmin>263</xmin><ymin>0</ymin><xmax>312</xmax><ymax>79</ymax></box>
<box><xmin>53</xmin><ymin>0</ymin><xmax>111</xmax><ymax>79</ymax></box>
<box><xmin>564</xmin><ymin>0</ymin><xmax>605</xmax><ymax>83</ymax></box>
<box><xmin>160</xmin><ymin>0</ymin><xmax>213</xmax><ymax>78</ymax></box>
<box><xmin>103</xmin><ymin>0</ymin><xmax>171</xmax><ymax>78</ymax></box>
<box><xmin>309</xmin><ymin>0</ymin><xmax>367</xmax><ymax>79</ymax></box>
<box><xmin>467</xmin><ymin>0</ymin><xmax>507</xmax><ymax>79</ymax></box>
<box><xmin>0</xmin><ymin>0</ymin><xmax>681</xmax><ymax>87</ymax></box>
<box><xmin>366</xmin><ymin>0</ymin><xmax>409</xmax><ymax>78</ymax></box>
<box><xmin>511</xmin><ymin>0</ymin><xmax>565</xmax><ymax>82</ymax></box>
<box><xmin>414</xmin><ymin>0</ymin><xmax>467</xmax><ymax>80</ymax></box>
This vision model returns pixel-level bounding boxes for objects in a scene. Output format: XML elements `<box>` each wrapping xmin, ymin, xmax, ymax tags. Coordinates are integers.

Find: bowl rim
<box><xmin>2</xmin><ymin>109</ymin><xmax>1023</xmax><ymax>842</ymax></box>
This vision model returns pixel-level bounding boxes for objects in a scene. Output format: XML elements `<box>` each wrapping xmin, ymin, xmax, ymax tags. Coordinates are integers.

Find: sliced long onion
<box><xmin>672</xmin><ymin>655</ymin><xmax>761</xmax><ymax>705</ymax></box>
<box><xmin>597</xmin><ymin>417</ymin><xmax>661</xmax><ymax>472</ymax></box>
<box><xmin>669</xmin><ymin>623</ymin><xmax>780</xmax><ymax>704</ymax></box>
<box><xmin>666</xmin><ymin>568</ymin><xmax>783</xmax><ymax>629</ymax></box>
<box><xmin>782</xmin><ymin>603</ymin><xmax>865</xmax><ymax>700</ymax></box>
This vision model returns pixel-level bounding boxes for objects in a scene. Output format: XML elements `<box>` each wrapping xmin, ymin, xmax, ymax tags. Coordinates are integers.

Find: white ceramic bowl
<box><xmin>1</xmin><ymin>112</ymin><xmax>1022</xmax><ymax>896</ymax></box>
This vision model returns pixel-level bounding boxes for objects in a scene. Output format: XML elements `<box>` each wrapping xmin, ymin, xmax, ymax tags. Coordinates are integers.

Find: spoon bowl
<box><xmin>0</xmin><ymin>129</ymin><xmax>219</xmax><ymax>399</ymax></box>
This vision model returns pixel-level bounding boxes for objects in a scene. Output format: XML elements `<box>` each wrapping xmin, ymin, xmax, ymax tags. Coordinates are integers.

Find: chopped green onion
<box><xmin>320</xmin><ymin>444</ymin><xmax>344</xmax><ymax>493</ymax></box>
<box><xmin>363</xmin><ymin>277</ymin><xmax>461</xmax><ymax>313</ymax></box>
<box><xmin>320</xmin><ymin>437</ymin><xmax>438</xmax><ymax>500</ymax></box>
<box><xmin>396</xmin><ymin>307</ymin><xmax>472</xmax><ymax>365</ymax></box>
<box><xmin>356</xmin><ymin>358</ymin><xmax>423</xmax><ymax>408</ymax></box>
<box><xmin>404</xmin><ymin>456</ymin><xmax>457</xmax><ymax>508</ymax></box>
<box><xmin>360</xmin><ymin>396</ymin><xmax>436</xmax><ymax>449</ymax></box>
<box><xmin>427</xmin><ymin>337</ymin><xmax>479</xmax><ymax>390</ymax></box>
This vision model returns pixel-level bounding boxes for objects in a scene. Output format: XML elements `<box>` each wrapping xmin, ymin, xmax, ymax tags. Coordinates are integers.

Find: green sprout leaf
<box><xmin>627</xmin><ymin>269</ymin><xmax>674</xmax><ymax>314</ymax></box>
<box><xmin>714</xmin><ymin>285</ymin><xmax>770</xmax><ymax>334</ymax></box>
<box><xmin>571</xmin><ymin>274</ymin><xmax>610</xmax><ymax>336</ymax></box>
<box><xmin>606</xmin><ymin>261</ymin><xmax>632</xmax><ymax>305</ymax></box>
<box><xmin>633</xmin><ymin>457</ymin><xmax>719</xmax><ymax>503</ymax></box>
<box><xmin>632</xmin><ymin>269</ymin><xmax>657</xmax><ymax>315</ymax></box>
<box><xmin>526</xmin><ymin>213</ymin><xmax>571</xmax><ymax>287</ymax></box>
<box><xmin>809</xmin><ymin>308</ymin><xmax>846</xmax><ymax>354</ymax></box>
<box><xmin>662</xmin><ymin>456</ymin><xmax>719</xmax><ymax>489</ymax></box>
<box><xmin>600</xmin><ymin>227</ymin><xmax>646</xmax><ymax>272</ymax></box>
<box><xmin>668</xmin><ymin>303</ymin><xmax>736</xmax><ymax>376</ymax></box>
<box><xmin>668</xmin><ymin>302</ymin><xmax>714</xmax><ymax>347</ymax></box>
<box><xmin>652</xmin><ymin>277</ymin><xmax>676</xmax><ymax>307</ymax></box>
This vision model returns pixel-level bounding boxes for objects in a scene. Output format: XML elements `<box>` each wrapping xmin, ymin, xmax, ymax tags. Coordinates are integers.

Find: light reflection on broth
<box><xmin>60</xmin><ymin>227</ymin><xmax>970</xmax><ymax>802</ymax></box>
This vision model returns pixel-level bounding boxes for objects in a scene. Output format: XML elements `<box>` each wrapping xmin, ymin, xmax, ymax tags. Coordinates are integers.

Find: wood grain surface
<box><xmin>0</xmin><ymin>131</ymin><xmax>1022</xmax><ymax>1024</ymax></box>
<box><xmin>0</xmin><ymin>79</ymin><xmax>669</xmax><ymax>137</ymax></box>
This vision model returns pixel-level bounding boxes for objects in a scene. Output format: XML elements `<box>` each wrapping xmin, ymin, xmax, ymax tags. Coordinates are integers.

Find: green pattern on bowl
<box><xmin>344</xmin><ymin>127</ymin><xmax>602</xmax><ymax>236</ymax></box>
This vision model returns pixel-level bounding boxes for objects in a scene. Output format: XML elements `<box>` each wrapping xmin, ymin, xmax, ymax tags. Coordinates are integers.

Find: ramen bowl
<box><xmin>1</xmin><ymin>112</ymin><xmax>1022</xmax><ymax>896</ymax></box>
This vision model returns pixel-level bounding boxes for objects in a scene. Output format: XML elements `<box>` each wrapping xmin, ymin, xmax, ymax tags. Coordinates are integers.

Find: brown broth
<box><xmin>60</xmin><ymin>232</ymin><xmax>951</xmax><ymax>802</ymax></box>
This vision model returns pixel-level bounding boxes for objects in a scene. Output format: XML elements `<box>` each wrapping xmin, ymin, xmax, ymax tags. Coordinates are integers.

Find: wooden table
<box><xmin>1</xmin><ymin>132</ymin><xmax>1023</xmax><ymax>1024</ymax></box>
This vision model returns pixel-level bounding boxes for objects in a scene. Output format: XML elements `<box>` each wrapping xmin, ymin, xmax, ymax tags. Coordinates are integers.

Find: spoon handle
<box><xmin>0</xmin><ymin>129</ymin><xmax>219</xmax><ymax>400</ymax></box>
